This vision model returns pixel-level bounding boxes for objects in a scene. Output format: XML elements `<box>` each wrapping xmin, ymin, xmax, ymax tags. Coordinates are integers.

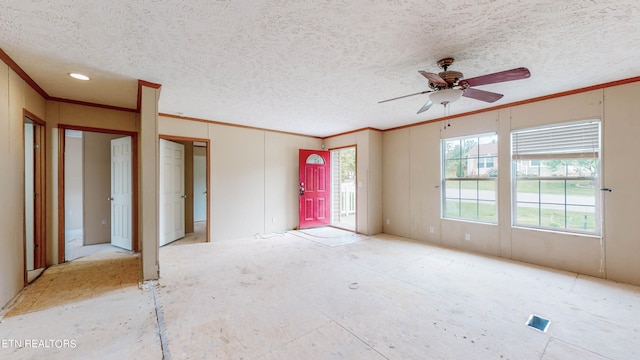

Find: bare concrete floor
<box><xmin>2</xmin><ymin>229</ymin><xmax>639</xmax><ymax>359</ymax></box>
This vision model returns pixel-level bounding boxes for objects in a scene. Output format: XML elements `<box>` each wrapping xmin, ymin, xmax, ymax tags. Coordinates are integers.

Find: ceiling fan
<box><xmin>379</xmin><ymin>58</ymin><xmax>531</xmax><ymax>114</ymax></box>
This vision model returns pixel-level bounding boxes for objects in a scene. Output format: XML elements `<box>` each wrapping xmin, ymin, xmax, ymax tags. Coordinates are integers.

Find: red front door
<box><xmin>299</xmin><ymin>149</ymin><xmax>331</xmax><ymax>229</ymax></box>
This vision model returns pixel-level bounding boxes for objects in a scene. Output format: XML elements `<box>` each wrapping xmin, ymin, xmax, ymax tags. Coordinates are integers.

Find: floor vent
<box><xmin>526</xmin><ymin>314</ymin><xmax>550</xmax><ymax>332</ymax></box>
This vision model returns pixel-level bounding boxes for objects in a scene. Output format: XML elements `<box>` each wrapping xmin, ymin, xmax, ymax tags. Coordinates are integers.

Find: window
<box><xmin>478</xmin><ymin>157</ymin><xmax>494</xmax><ymax>169</ymax></box>
<box><xmin>306</xmin><ymin>154</ymin><xmax>325</xmax><ymax>164</ymax></box>
<box><xmin>442</xmin><ymin>133</ymin><xmax>498</xmax><ymax>223</ymax></box>
<box><xmin>511</xmin><ymin>120</ymin><xmax>601</xmax><ymax>234</ymax></box>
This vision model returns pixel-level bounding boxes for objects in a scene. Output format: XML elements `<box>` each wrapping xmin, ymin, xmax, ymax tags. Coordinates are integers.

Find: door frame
<box><xmin>159</xmin><ymin>135</ymin><xmax>211</xmax><ymax>243</ymax></box>
<box><xmin>58</xmin><ymin>125</ymin><xmax>139</xmax><ymax>263</ymax></box>
<box><xmin>329</xmin><ymin>144</ymin><xmax>358</xmax><ymax>232</ymax></box>
<box><xmin>23</xmin><ymin>109</ymin><xmax>46</xmax><ymax>285</ymax></box>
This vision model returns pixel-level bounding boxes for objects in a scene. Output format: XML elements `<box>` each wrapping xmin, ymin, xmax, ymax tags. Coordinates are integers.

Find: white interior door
<box><xmin>110</xmin><ymin>136</ymin><xmax>132</xmax><ymax>250</ymax></box>
<box><xmin>160</xmin><ymin>139</ymin><xmax>185</xmax><ymax>246</ymax></box>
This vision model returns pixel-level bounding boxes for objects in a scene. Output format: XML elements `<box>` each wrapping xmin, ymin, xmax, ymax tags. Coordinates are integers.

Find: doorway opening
<box><xmin>60</xmin><ymin>127</ymin><xmax>137</xmax><ymax>262</ymax></box>
<box><xmin>159</xmin><ymin>137</ymin><xmax>210</xmax><ymax>247</ymax></box>
<box><xmin>331</xmin><ymin>146</ymin><xmax>356</xmax><ymax>231</ymax></box>
<box><xmin>24</xmin><ymin>112</ymin><xmax>46</xmax><ymax>283</ymax></box>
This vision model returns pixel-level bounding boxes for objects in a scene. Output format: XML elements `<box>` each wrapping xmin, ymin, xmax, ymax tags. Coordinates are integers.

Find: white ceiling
<box><xmin>1</xmin><ymin>1</ymin><xmax>639</xmax><ymax>137</ymax></box>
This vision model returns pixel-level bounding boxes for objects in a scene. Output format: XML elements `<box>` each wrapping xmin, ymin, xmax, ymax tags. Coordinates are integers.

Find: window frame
<box><xmin>510</xmin><ymin>120</ymin><xmax>601</xmax><ymax>235</ymax></box>
<box><xmin>441</xmin><ymin>132</ymin><xmax>498</xmax><ymax>224</ymax></box>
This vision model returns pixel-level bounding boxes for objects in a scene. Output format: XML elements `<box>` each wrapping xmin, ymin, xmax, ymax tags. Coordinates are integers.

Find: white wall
<box><xmin>368</xmin><ymin>130</ymin><xmax>383</xmax><ymax>235</ymax></box>
<box><xmin>382</xmin><ymin>128</ymin><xmax>411</xmax><ymax>238</ymax></box>
<box><xmin>64</xmin><ymin>134</ymin><xmax>83</xmax><ymax>231</ymax></box>
<box><xmin>264</xmin><ymin>131</ymin><xmax>322</xmax><ymax>234</ymax></box>
<box><xmin>140</xmin><ymin>85</ymin><xmax>160</xmax><ymax>280</ymax></box>
<box><xmin>211</xmin><ymin>124</ymin><xmax>266</xmax><ymax>240</ymax></box>
<box><xmin>602</xmin><ymin>82</ymin><xmax>640</xmax><ymax>285</ymax></box>
<box><xmin>382</xmin><ymin>86</ymin><xmax>640</xmax><ymax>286</ymax></box>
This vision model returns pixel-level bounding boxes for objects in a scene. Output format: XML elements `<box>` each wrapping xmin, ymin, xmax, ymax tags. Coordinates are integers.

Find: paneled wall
<box><xmin>324</xmin><ymin>129</ymin><xmax>383</xmax><ymax>235</ymax></box>
<box><xmin>382</xmin><ymin>86</ymin><xmax>640</xmax><ymax>285</ymax></box>
<box><xmin>0</xmin><ymin>63</ymin><xmax>46</xmax><ymax>307</ymax></box>
<box><xmin>158</xmin><ymin>117</ymin><xmax>322</xmax><ymax>240</ymax></box>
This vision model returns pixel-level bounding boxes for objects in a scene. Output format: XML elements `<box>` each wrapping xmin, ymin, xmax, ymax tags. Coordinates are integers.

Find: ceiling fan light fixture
<box><xmin>378</xmin><ymin>58</ymin><xmax>530</xmax><ymax>114</ymax></box>
<box><xmin>429</xmin><ymin>88</ymin><xmax>463</xmax><ymax>105</ymax></box>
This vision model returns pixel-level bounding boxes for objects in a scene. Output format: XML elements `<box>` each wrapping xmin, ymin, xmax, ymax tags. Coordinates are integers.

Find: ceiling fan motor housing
<box><xmin>437</xmin><ymin>70</ymin><xmax>463</xmax><ymax>88</ymax></box>
<box><xmin>430</xmin><ymin>57</ymin><xmax>463</xmax><ymax>89</ymax></box>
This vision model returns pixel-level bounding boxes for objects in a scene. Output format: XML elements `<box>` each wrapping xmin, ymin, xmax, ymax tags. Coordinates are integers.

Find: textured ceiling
<box><xmin>1</xmin><ymin>1</ymin><xmax>639</xmax><ymax>137</ymax></box>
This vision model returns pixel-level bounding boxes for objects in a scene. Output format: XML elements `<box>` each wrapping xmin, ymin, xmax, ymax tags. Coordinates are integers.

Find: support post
<box><xmin>139</xmin><ymin>81</ymin><xmax>161</xmax><ymax>280</ymax></box>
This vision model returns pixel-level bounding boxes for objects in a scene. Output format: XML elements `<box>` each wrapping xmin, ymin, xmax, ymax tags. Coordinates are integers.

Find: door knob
<box><xmin>181</xmin><ymin>194</ymin><xmax>187</xmax><ymax>199</ymax></box>
<box><xmin>108</xmin><ymin>197</ymin><xmax>114</xmax><ymax>201</ymax></box>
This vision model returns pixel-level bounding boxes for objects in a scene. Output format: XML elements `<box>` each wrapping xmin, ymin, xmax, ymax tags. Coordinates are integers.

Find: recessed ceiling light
<box><xmin>69</xmin><ymin>73</ymin><xmax>90</xmax><ymax>81</ymax></box>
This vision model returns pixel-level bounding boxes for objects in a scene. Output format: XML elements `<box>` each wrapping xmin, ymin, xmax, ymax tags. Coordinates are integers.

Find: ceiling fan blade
<box><xmin>462</xmin><ymin>87</ymin><xmax>504</xmax><ymax>103</ymax></box>
<box><xmin>418</xmin><ymin>71</ymin><xmax>447</xmax><ymax>86</ymax></box>
<box><xmin>460</xmin><ymin>67</ymin><xmax>530</xmax><ymax>87</ymax></box>
<box><xmin>378</xmin><ymin>90</ymin><xmax>432</xmax><ymax>103</ymax></box>
<box><xmin>417</xmin><ymin>100</ymin><xmax>433</xmax><ymax>114</ymax></box>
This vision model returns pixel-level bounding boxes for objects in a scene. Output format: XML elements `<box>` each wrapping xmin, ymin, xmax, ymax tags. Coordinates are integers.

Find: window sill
<box><xmin>511</xmin><ymin>225</ymin><xmax>601</xmax><ymax>239</ymax></box>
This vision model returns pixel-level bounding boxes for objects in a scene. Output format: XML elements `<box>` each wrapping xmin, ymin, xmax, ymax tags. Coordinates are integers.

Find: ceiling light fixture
<box><xmin>429</xmin><ymin>88</ymin><xmax>463</xmax><ymax>106</ymax></box>
<box><xmin>68</xmin><ymin>73</ymin><xmax>90</xmax><ymax>81</ymax></box>
<box><xmin>430</xmin><ymin>88</ymin><xmax>464</xmax><ymax>121</ymax></box>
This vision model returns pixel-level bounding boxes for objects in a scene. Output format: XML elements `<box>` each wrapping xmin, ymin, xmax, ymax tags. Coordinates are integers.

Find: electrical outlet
<box><xmin>102</xmin><ymin>219</ymin><xmax>107</xmax><ymax>225</ymax></box>
<box><xmin>386</xmin><ymin>219</ymin><xmax>390</xmax><ymax>225</ymax></box>
<box><xmin>272</xmin><ymin>217</ymin><xmax>276</xmax><ymax>223</ymax></box>
<box><xmin>429</xmin><ymin>226</ymin><xmax>435</xmax><ymax>233</ymax></box>
<box><xmin>465</xmin><ymin>233</ymin><xmax>471</xmax><ymax>241</ymax></box>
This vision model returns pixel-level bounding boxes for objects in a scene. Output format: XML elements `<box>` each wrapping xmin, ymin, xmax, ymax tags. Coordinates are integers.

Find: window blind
<box><xmin>512</xmin><ymin>120</ymin><xmax>600</xmax><ymax>160</ymax></box>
